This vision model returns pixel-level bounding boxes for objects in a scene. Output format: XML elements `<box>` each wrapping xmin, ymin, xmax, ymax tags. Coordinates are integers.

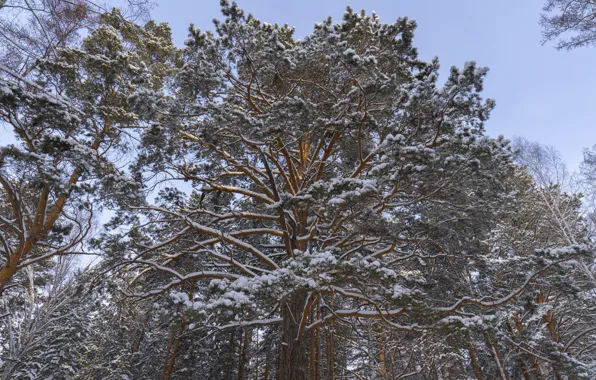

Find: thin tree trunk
<box><xmin>225</xmin><ymin>330</ymin><xmax>236</xmax><ymax>380</ymax></box>
<box><xmin>484</xmin><ymin>331</ymin><xmax>510</xmax><ymax>380</ymax></box>
<box><xmin>276</xmin><ymin>340</ymin><xmax>282</xmax><ymax>380</ymax></box>
<box><xmin>163</xmin><ymin>321</ymin><xmax>185</xmax><ymax>380</ymax></box>
<box><xmin>512</xmin><ymin>313</ymin><xmax>543</xmax><ymax>379</ymax></box>
<box><xmin>376</xmin><ymin>324</ymin><xmax>387</xmax><ymax>378</ymax></box>
<box><xmin>327</xmin><ymin>330</ymin><xmax>334</xmax><ymax>380</ymax></box>
<box><xmin>310</xmin><ymin>326</ymin><xmax>316</xmax><ymax>380</ymax></box>
<box><xmin>238</xmin><ymin>329</ymin><xmax>250</xmax><ymax>380</ymax></box>
<box><xmin>465</xmin><ymin>332</ymin><xmax>483</xmax><ymax>380</ymax></box>
<box><xmin>161</xmin><ymin>326</ymin><xmax>175</xmax><ymax>380</ymax></box>
<box><xmin>315</xmin><ymin>302</ymin><xmax>321</xmax><ymax>380</ymax></box>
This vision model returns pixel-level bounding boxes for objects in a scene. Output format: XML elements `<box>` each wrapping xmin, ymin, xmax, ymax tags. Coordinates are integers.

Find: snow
<box><xmin>392</xmin><ymin>284</ymin><xmax>415</xmax><ymax>299</ymax></box>
<box><xmin>343</xmin><ymin>48</ymin><xmax>356</xmax><ymax>56</ymax></box>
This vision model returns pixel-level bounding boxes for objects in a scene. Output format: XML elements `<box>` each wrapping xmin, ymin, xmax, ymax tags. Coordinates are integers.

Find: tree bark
<box><xmin>238</xmin><ymin>329</ymin><xmax>250</xmax><ymax>380</ymax></box>
<box><xmin>163</xmin><ymin>321</ymin><xmax>185</xmax><ymax>380</ymax></box>
<box><xmin>484</xmin><ymin>331</ymin><xmax>510</xmax><ymax>380</ymax></box>
<box><xmin>465</xmin><ymin>331</ymin><xmax>483</xmax><ymax>380</ymax></box>
<box><xmin>161</xmin><ymin>325</ymin><xmax>175</xmax><ymax>380</ymax></box>
<box><xmin>376</xmin><ymin>324</ymin><xmax>387</xmax><ymax>378</ymax></box>
<box><xmin>280</xmin><ymin>291</ymin><xmax>308</xmax><ymax>380</ymax></box>
<box><xmin>326</xmin><ymin>330</ymin><xmax>334</xmax><ymax>380</ymax></box>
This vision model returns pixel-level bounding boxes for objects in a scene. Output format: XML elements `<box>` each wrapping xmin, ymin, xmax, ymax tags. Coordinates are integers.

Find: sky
<box><xmin>149</xmin><ymin>0</ymin><xmax>596</xmax><ymax>172</ymax></box>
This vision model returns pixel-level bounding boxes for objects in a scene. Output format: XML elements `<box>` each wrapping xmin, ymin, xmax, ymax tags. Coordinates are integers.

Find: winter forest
<box><xmin>2</xmin><ymin>0</ymin><xmax>596</xmax><ymax>379</ymax></box>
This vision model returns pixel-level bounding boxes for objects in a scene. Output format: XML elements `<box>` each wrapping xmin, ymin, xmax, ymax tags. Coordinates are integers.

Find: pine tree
<box><xmin>117</xmin><ymin>2</ymin><xmax>595</xmax><ymax>377</ymax></box>
<box><xmin>0</xmin><ymin>8</ymin><xmax>176</xmax><ymax>295</ymax></box>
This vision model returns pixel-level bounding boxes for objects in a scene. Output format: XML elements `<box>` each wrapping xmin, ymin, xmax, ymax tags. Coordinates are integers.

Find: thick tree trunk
<box><xmin>0</xmin><ymin>240</ymin><xmax>33</xmax><ymax>295</ymax></box>
<box><xmin>0</xmin><ymin>258</ymin><xmax>19</xmax><ymax>295</ymax></box>
<box><xmin>280</xmin><ymin>291</ymin><xmax>308</xmax><ymax>380</ymax></box>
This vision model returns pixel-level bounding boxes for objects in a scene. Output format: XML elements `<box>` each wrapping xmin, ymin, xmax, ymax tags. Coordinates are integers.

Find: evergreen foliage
<box><xmin>1</xmin><ymin>2</ymin><xmax>595</xmax><ymax>379</ymax></box>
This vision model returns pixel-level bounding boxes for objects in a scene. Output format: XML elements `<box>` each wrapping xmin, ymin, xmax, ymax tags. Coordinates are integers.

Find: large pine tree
<box><xmin>111</xmin><ymin>2</ymin><xmax>595</xmax><ymax>378</ymax></box>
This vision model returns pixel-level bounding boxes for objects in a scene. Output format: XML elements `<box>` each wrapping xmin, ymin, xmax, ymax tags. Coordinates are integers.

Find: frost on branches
<box><xmin>90</xmin><ymin>3</ymin><xmax>596</xmax><ymax>379</ymax></box>
<box><xmin>0</xmin><ymin>9</ymin><xmax>175</xmax><ymax>294</ymax></box>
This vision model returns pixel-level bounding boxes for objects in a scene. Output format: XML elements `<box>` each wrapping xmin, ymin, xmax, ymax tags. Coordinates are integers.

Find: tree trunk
<box><xmin>484</xmin><ymin>331</ymin><xmax>510</xmax><ymax>380</ymax></box>
<box><xmin>238</xmin><ymin>329</ymin><xmax>250</xmax><ymax>380</ymax></box>
<box><xmin>224</xmin><ymin>330</ymin><xmax>236</xmax><ymax>380</ymax></box>
<box><xmin>315</xmin><ymin>305</ymin><xmax>321</xmax><ymax>380</ymax></box>
<box><xmin>327</xmin><ymin>330</ymin><xmax>334</xmax><ymax>380</ymax></box>
<box><xmin>280</xmin><ymin>291</ymin><xmax>308</xmax><ymax>380</ymax></box>
<box><xmin>310</xmin><ymin>327</ymin><xmax>315</xmax><ymax>380</ymax></box>
<box><xmin>163</xmin><ymin>321</ymin><xmax>185</xmax><ymax>380</ymax></box>
<box><xmin>465</xmin><ymin>331</ymin><xmax>483</xmax><ymax>380</ymax></box>
<box><xmin>376</xmin><ymin>324</ymin><xmax>387</xmax><ymax>378</ymax></box>
<box><xmin>161</xmin><ymin>325</ymin><xmax>175</xmax><ymax>380</ymax></box>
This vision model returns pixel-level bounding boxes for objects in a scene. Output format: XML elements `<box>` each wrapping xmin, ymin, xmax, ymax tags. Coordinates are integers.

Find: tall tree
<box><xmin>0</xmin><ymin>8</ymin><xmax>176</xmax><ymax>295</ymax></box>
<box><xmin>115</xmin><ymin>2</ymin><xmax>594</xmax><ymax>378</ymax></box>
<box><xmin>513</xmin><ymin>137</ymin><xmax>588</xmax><ymax>243</ymax></box>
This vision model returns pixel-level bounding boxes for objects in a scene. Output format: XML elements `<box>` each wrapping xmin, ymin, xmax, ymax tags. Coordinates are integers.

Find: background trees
<box><xmin>541</xmin><ymin>0</ymin><xmax>596</xmax><ymax>50</ymax></box>
<box><xmin>0</xmin><ymin>257</ymin><xmax>92</xmax><ymax>380</ymax></box>
<box><xmin>0</xmin><ymin>6</ymin><xmax>176</xmax><ymax>294</ymax></box>
<box><xmin>0</xmin><ymin>7</ymin><xmax>177</xmax><ymax>378</ymax></box>
<box><xmin>0</xmin><ymin>0</ymin><xmax>154</xmax><ymax>77</ymax></box>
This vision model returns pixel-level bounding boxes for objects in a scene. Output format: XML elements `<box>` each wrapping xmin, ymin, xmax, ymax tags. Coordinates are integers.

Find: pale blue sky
<box><xmin>151</xmin><ymin>0</ymin><xmax>596</xmax><ymax>171</ymax></box>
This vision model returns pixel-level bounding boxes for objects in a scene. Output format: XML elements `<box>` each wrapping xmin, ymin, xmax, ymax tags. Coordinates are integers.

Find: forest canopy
<box><xmin>1</xmin><ymin>1</ymin><xmax>596</xmax><ymax>379</ymax></box>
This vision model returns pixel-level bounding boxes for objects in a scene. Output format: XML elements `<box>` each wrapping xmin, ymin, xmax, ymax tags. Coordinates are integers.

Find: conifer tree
<box><xmin>118</xmin><ymin>2</ymin><xmax>595</xmax><ymax>377</ymax></box>
<box><xmin>0</xmin><ymin>8</ymin><xmax>176</xmax><ymax>294</ymax></box>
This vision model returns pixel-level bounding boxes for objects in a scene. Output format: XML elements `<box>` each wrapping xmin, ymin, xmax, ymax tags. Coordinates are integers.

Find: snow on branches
<box><xmin>103</xmin><ymin>4</ymin><xmax>596</xmax><ymax>377</ymax></box>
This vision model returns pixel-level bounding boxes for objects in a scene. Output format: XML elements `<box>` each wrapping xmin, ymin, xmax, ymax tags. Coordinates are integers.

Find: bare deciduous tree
<box><xmin>0</xmin><ymin>0</ymin><xmax>154</xmax><ymax>77</ymax></box>
<box><xmin>541</xmin><ymin>0</ymin><xmax>596</xmax><ymax>50</ymax></box>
